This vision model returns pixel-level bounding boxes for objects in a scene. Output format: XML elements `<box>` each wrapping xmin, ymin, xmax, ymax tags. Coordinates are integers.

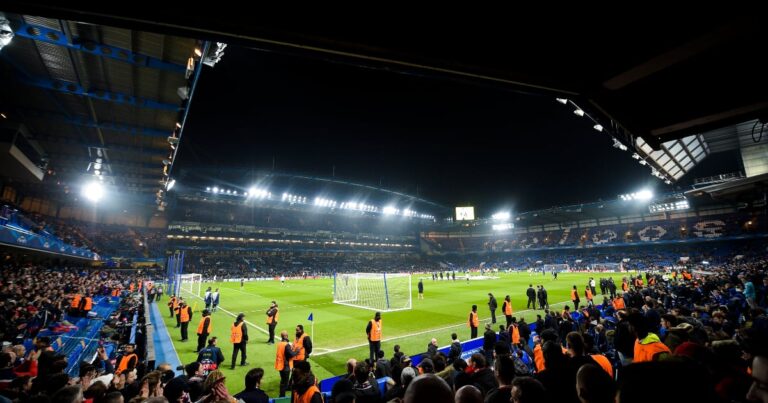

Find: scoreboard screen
<box><xmin>455</xmin><ymin>206</ymin><xmax>475</xmax><ymax>221</ymax></box>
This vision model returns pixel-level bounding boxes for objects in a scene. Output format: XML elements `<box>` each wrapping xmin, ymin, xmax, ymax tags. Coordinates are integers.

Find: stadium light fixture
<box><xmin>212</xmin><ymin>187</ymin><xmax>219</xmax><ymax>193</ymax></box>
<box><xmin>593</xmin><ymin>124</ymin><xmax>603</xmax><ymax>132</ymax></box>
<box><xmin>556</xmin><ymin>98</ymin><xmax>568</xmax><ymax>104</ymax></box>
<box><xmin>491</xmin><ymin>212</ymin><xmax>511</xmax><ymax>221</ymax></box>
<box><xmin>573</xmin><ymin>109</ymin><xmax>585</xmax><ymax>117</ymax></box>
<box><xmin>166</xmin><ymin>179</ymin><xmax>176</xmax><ymax>191</ymax></box>
<box><xmin>492</xmin><ymin>223</ymin><xmax>513</xmax><ymax>231</ymax></box>
<box><xmin>383</xmin><ymin>206</ymin><xmax>398</xmax><ymax>215</ymax></box>
<box><xmin>636</xmin><ymin>189</ymin><xmax>653</xmax><ymax>200</ymax></box>
<box><xmin>82</xmin><ymin>181</ymin><xmax>104</xmax><ymax>203</ymax></box>
<box><xmin>632</xmin><ymin>153</ymin><xmax>641</xmax><ymax>160</ymax></box>
<box><xmin>639</xmin><ymin>160</ymin><xmax>647</xmax><ymax>165</ymax></box>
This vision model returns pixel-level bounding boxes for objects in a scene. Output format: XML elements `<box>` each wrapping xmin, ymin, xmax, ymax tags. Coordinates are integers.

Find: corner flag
<box><xmin>307</xmin><ymin>313</ymin><xmax>313</xmax><ymax>322</ymax></box>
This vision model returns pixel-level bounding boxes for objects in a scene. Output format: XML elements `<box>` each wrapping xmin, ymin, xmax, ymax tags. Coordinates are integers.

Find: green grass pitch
<box><xmin>161</xmin><ymin>272</ymin><xmax>607</xmax><ymax>395</ymax></box>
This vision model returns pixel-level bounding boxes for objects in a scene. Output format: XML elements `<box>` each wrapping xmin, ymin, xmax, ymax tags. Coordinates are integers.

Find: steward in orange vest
<box><xmin>168</xmin><ymin>296</ymin><xmax>178</xmax><ymax>318</ymax></box>
<box><xmin>115</xmin><ymin>344</ymin><xmax>138</xmax><ymax>375</ymax></box>
<box><xmin>230</xmin><ymin>313</ymin><xmax>248</xmax><ymax>369</ymax></box>
<box><xmin>629</xmin><ymin>312</ymin><xmax>671</xmax><ymax>362</ymax></box>
<box><xmin>293</xmin><ymin>324</ymin><xmax>312</xmax><ymax>362</ymax></box>
<box><xmin>275</xmin><ymin>330</ymin><xmax>297</xmax><ymax>397</ymax></box>
<box><xmin>179</xmin><ymin>302</ymin><xmax>192</xmax><ymax>341</ymax></box>
<box><xmin>502</xmin><ymin>295</ymin><xmax>514</xmax><ymax>327</ymax></box>
<box><xmin>366</xmin><ymin>312</ymin><xmax>382</xmax><ymax>362</ymax></box>
<box><xmin>468</xmin><ymin>305</ymin><xmax>479</xmax><ymax>340</ymax></box>
<box><xmin>612</xmin><ymin>295</ymin><xmax>626</xmax><ymax>310</ymax></box>
<box><xmin>196</xmin><ymin>309</ymin><xmax>212</xmax><ymax>352</ymax></box>
<box><xmin>266</xmin><ymin>301</ymin><xmax>279</xmax><ymax>344</ymax></box>
<box><xmin>290</xmin><ymin>360</ymin><xmax>322</xmax><ymax>403</ymax></box>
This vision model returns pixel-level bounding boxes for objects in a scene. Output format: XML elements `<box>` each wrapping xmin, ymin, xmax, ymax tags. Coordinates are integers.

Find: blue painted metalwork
<box><xmin>22</xmin><ymin>109</ymin><xmax>171</xmax><ymax>138</ymax></box>
<box><xmin>21</xmin><ymin>75</ymin><xmax>179</xmax><ymax>111</ymax></box>
<box><xmin>14</xmin><ymin>22</ymin><xmax>186</xmax><ymax>73</ymax></box>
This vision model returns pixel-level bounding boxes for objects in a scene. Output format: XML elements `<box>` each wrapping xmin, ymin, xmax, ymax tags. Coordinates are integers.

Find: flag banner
<box><xmin>308</xmin><ymin>313</ymin><xmax>313</xmax><ymax>322</ymax></box>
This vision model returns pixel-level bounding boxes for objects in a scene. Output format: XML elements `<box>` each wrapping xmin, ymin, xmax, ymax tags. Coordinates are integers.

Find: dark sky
<box><xmin>175</xmin><ymin>45</ymin><xmax>730</xmax><ymax>217</ymax></box>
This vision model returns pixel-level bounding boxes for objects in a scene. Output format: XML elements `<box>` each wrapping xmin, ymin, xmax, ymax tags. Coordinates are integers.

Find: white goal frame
<box><xmin>333</xmin><ymin>272</ymin><xmax>412</xmax><ymax>312</ymax></box>
<box><xmin>543</xmin><ymin>264</ymin><xmax>569</xmax><ymax>272</ymax></box>
<box><xmin>178</xmin><ymin>273</ymin><xmax>202</xmax><ymax>297</ymax></box>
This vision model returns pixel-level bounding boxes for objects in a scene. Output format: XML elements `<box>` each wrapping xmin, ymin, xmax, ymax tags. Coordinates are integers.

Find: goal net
<box><xmin>590</xmin><ymin>263</ymin><xmax>623</xmax><ymax>272</ymax></box>
<box><xmin>543</xmin><ymin>264</ymin><xmax>569</xmax><ymax>272</ymax></box>
<box><xmin>333</xmin><ymin>272</ymin><xmax>412</xmax><ymax>312</ymax></box>
<box><xmin>179</xmin><ymin>273</ymin><xmax>202</xmax><ymax>297</ymax></box>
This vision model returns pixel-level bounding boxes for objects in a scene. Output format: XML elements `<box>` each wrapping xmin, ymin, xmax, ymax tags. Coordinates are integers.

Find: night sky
<box><xmin>174</xmin><ymin>45</ymin><xmax>735</xmax><ymax>217</ymax></box>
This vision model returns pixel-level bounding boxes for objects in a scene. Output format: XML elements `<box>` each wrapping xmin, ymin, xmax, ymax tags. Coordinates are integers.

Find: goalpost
<box><xmin>178</xmin><ymin>273</ymin><xmax>202</xmax><ymax>297</ymax></box>
<box><xmin>333</xmin><ymin>272</ymin><xmax>412</xmax><ymax>312</ymax></box>
<box><xmin>542</xmin><ymin>264</ymin><xmax>569</xmax><ymax>272</ymax></box>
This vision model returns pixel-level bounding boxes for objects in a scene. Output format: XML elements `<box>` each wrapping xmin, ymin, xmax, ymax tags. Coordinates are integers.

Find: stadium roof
<box><xmin>2</xmin><ymin>7</ymin><xmax>765</xmax><ymax>151</ymax></box>
<box><xmin>0</xmin><ymin>11</ymin><xmax>204</xmax><ymax>205</ymax></box>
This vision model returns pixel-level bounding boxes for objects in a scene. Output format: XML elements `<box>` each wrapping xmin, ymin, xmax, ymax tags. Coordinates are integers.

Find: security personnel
<box><xmin>571</xmin><ymin>285</ymin><xmax>581</xmax><ymax>311</ymax></box>
<box><xmin>290</xmin><ymin>360</ymin><xmax>322</xmax><ymax>403</ymax></box>
<box><xmin>510</xmin><ymin>318</ymin><xmax>521</xmax><ymax>348</ymax></box>
<box><xmin>78</xmin><ymin>295</ymin><xmax>93</xmax><ymax>316</ymax></box>
<box><xmin>622</xmin><ymin>279</ymin><xmax>629</xmax><ymax>292</ymax></box>
<box><xmin>266</xmin><ymin>301</ymin><xmax>279</xmax><ymax>344</ymax></box>
<box><xmin>585</xmin><ymin>286</ymin><xmax>594</xmax><ymax>307</ymax></box>
<box><xmin>293</xmin><ymin>324</ymin><xmax>312</xmax><ymax>362</ymax></box>
<box><xmin>179</xmin><ymin>301</ymin><xmax>193</xmax><ymax>341</ymax></box>
<box><xmin>174</xmin><ymin>298</ymin><xmax>183</xmax><ymax>328</ymax></box>
<box><xmin>275</xmin><ymin>330</ymin><xmax>296</xmax><ymax>397</ymax></box>
<box><xmin>196</xmin><ymin>309</ymin><xmax>212</xmax><ymax>352</ymax></box>
<box><xmin>502</xmin><ymin>295</ymin><xmax>514</xmax><ymax>327</ymax></box>
<box><xmin>230</xmin><ymin>313</ymin><xmax>249</xmax><ymax>369</ymax></box>
<box><xmin>468</xmin><ymin>304</ymin><xmax>479</xmax><ymax>339</ymax></box>
<box><xmin>168</xmin><ymin>295</ymin><xmax>178</xmax><ymax>319</ymax></box>
<box><xmin>612</xmin><ymin>294</ymin><xmax>626</xmax><ymax>310</ymax></box>
<box><xmin>115</xmin><ymin>343</ymin><xmax>138</xmax><ymax>375</ymax></box>
<box><xmin>366</xmin><ymin>312</ymin><xmax>382</xmax><ymax>362</ymax></box>
<box><xmin>70</xmin><ymin>294</ymin><xmax>82</xmax><ymax>316</ymax></box>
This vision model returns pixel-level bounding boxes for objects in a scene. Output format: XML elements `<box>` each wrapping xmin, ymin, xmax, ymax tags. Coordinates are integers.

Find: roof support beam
<box><xmin>19</xmin><ymin>75</ymin><xmax>179</xmax><ymax>111</ymax></box>
<box><xmin>21</xmin><ymin>109</ymin><xmax>172</xmax><ymax>138</ymax></box>
<box><xmin>14</xmin><ymin>22</ymin><xmax>186</xmax><ymax>73</ymax></box>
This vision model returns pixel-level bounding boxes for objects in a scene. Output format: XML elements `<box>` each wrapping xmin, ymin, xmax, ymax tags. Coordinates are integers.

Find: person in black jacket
<box><xmin>482</xmin><ymin>324</ymin><xmax>497</xmax><ymax>367</ymax></box>
<box><xmin>426</xmin><ymin>338</ymin><xmax>438</xmax><ymax>359</ymax></box>
<box><xmin>233</xmin><ymin>368</ymin><xmax>270</xmax><ymax>403</ymax></box>
<box><xmin>197</xmin><ymin>337</ymin><xmax>225</xmax><ymax>375</ymax></box>
<box><xmin>469</xmin><ymin>353</ymin><xmax>498</xmax><ymax>396</ymax></box>
<box><xmin>488</xmin><ymin>293</ymin><xmax>498</xmax><ymax>324</ymax></box>
<box><xmin>526</xmin><ymin>285</ymin><xmax>537</xmax><ymax>309</ymax></box>
<box><xmin>447</xmin><ymin>333</ymin><xmax>462</xmax><ymax>364</ymax></box>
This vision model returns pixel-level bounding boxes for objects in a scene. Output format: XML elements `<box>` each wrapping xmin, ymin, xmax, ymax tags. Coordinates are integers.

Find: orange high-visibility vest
<box><xmin>129</xmin><ymin>283</ymin><xmax>135</xmax><ymax>292</ymax></box>
<box><xmin>586</xmin><ymin>289</ymin><xmax>593</xmax><ymax>300</ymax></box>
<box><xmin>504</xmin><ymin>301</ymin><xmax>513</xmax><ymax>315</ymax></box>
<box><xmin>231</xmin><ymin>322</ymin><xmax>244</xmax><ymax>343</ymax></box>
<box><xmin>469</xmin><ymin>312</ymin><xmax>479</xmax><ymax>328</ymax></box>
<box><xmin>622</xmin><ymin>281</ymin><xmax>629</xmax><ymax>291</ymax></box>
<box><xmin>70</xmin><ymin>294</ymin><xmax>82</xmax><ymax>308</ymax></box>
<box><xmin>116</xmin><ymin>353</ymin><xmax>137</xmax><ymax>375</ymax></box>
<box><xmin>180</xmin><ymin>307</ymin><xmax>190</xmax><ymax>323</ymax></box>
<box><xmin>634</xmin><ymin>339</ymin><xmax>671</xmax><ymax>363</ymax></box>
<box><xmin>197</xmin><ymin>317</ymin><xmax>212</xmax><ymax>334</ymax></box>
<box><xmin>649</xmin><ymin>277</ymin><xmax>656</xmax><ymax>286</ymax></box>
<box><xmin>293</xmin><ymin>385</ymin><xmax>320</xmax><ymax>403</ymax></box>
<box><xmin>369</xmin><ymin>319</ymin><xmax>382</xmax><ymax>341</ymax></box>
<box><xmin>511</xmin><ymin>325</ymin><xmax>520</xmax><ymax>344</ymax></box>
<box><xmin>533</xmin><ymin>344</ymin><xmax>545</xmax><ymax>372</ymax></box>
<box><xmin>613</xmin><ymin>297</ymin><xmax>625</xmax><ymax>310</ymax></box>
<box><xmin>571</xmin><ymin>290</ymin><xmax>578</xmax><ymax>300</ymax></box>
<box><xmin>591</xmin><ymin>354</ymin><xmax>613</xmax><ymax>377</ymax></box>
<box><xmin>82</xmin><ymin>297</ymin><xmax>93</xmax><ymax>311</ymax></box>
<box><xmin>267</xmin><ymin>309</ymin><xmax>279</xmax><ymax>325</ymax></box>
<box><xmin>294</xmin><ymin>334</ymin><xmax>308</xmax><ymax>361</ymax></box>
<box><xmin>111</xmin><ymin>288</ymin><xmax>120</xmax><ymax>297</ymax></box>
<box><xmin>275</xmin><ymin>341</ymin><xmax>293</xmax><ymax>371</ymax></box>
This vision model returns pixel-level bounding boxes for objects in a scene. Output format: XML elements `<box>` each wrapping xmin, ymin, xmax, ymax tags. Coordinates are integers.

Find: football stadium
<box><xmin>0</xmin><ymin>8</ymin><xmax>767</xmax><ymax>403</ymax></box>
